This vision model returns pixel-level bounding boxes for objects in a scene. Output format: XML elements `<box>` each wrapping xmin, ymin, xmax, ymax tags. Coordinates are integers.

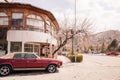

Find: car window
<box><xmin>25</xmin><ymin>54</ymin><xmax>37</xmax><ymax>59</ymax></box>
<box><xmin>13</xmin><ymin>53</ymin><xmax>25</xmax><ymax>59</ymax></box>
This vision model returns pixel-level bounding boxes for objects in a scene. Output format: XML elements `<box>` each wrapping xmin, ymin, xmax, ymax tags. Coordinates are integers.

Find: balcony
<box><xmin>7</xmin><ymin>30</ymin><xmax>57</xmax><ymax>45</ymax></box>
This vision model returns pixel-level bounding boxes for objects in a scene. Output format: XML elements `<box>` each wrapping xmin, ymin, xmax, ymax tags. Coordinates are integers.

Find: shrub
<box><xmin>67</xmin><ymin>54</ymin><xmax>83</xmax><ymax>62</ymax></box>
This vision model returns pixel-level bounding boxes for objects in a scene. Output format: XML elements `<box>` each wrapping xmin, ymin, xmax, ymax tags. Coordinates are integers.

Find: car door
<box><xmin>12</xmin><ymin>53</ymin><xmax>27</xmax><ymax>68</ymax></box>
<box><xmin>25</xmin><ymin>54</ymin><xmax>43</xmax><ymax>68</ymax></box>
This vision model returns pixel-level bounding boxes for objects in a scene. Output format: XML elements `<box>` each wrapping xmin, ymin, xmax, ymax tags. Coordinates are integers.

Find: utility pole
<box><xmin>71</xmin><ymin>29</ymin><xmax>74</xmax><ymax>54</ymax></box>
<box><xmin>72</xmin><ymin>0</ymin><xmax>77</xmax><ymax>55</ymax></box>
<box><xmin>75</xmin><ymin>0</ymin><xmax>76</xmax><ymax>30</ymax></box>
<box><xmin>74</xmin><ymin>0</ymin><xmax>77</xmax><ymax>62</ymax></box>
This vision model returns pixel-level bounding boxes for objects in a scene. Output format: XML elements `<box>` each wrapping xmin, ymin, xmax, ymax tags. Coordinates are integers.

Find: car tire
<box><xmin>47</xmin><ymin>64</ymin><xmax>57</xmax><ymax>73</ymax></box>
<box><xmin>0</xmin><ymin>65</ymin><xmax>12</xmax><ymax>76</ymax></box>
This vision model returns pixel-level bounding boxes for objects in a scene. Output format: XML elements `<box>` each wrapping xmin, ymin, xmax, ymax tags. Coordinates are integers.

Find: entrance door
<box><xmin>24</xmin><ymin>43</ymin><xmax>41</xmax><ymax>56</ymax></box>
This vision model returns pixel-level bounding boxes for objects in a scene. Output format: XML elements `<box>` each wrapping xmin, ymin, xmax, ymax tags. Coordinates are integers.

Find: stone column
<box><xmin>7</xmin><ymin>41</ymin><xmax>10</xmax><ymax>53</ymax></box>
<box><xmin>22</xmin><ymin>42</ymin><xmax>25</xmax><ymax>52</ymax></box>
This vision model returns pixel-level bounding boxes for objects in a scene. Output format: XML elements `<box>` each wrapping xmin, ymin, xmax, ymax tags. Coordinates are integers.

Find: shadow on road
<box><xmin>3</xmin><ymin>70</ymin><xmax>59</xmax><ymax>77</ymax></box>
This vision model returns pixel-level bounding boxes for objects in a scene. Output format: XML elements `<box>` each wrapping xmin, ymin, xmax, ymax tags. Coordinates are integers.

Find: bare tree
<box><xmin>77</xmin><ymin>18</ymin><xmax>93</xmax><ymax>53</ymax></box>
<box><xmin>52</xmin><ymin>17</ymin><xmax>92</xmax><ymax>56</ymax></box>
<box><xmin>4</xmin><ymin>0</ymin><xmax>9</xmax><ymax>3</ymax></box>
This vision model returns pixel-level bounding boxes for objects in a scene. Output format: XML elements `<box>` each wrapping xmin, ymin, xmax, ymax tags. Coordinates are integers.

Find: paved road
<box><xmin>0</xmin><ymin>54</ymin><xmax>120</xmax><ymax>80</ymax></box>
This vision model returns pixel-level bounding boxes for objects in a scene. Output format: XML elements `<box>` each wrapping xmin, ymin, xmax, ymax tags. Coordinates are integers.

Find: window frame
<box><xmin>11</xmin><ymin>12</ymin><xmax>23</xmax><ymax>26</ymax></box>
<box><xmin>10</xmin><ymin>42</ymin><xmax>22</xmax><ymax>52</ymax></box>
<box><xmin>0</xmin><ymin>12</ymin><xmax>9</xmax><ymax>25</ymax></box>
<box><xmin>24</xmin><ymin>44</ymin><xmax>33</xmax><ymax>52</ymax></box>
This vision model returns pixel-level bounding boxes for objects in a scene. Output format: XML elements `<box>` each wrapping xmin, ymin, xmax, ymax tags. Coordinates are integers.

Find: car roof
<box><xmin>0</xmin><ymin>53</ymin><xmax>14</xmax><ymax>59</ymax></box>
<box><xmin>13</xmin><ymin>52</ymin><xmax>35</xmax><ymax>54</ymax></box>
<box><xmin>0</xmin><ymin>52</ymin><xmax>38</xmax><ymax>59</ymax></box>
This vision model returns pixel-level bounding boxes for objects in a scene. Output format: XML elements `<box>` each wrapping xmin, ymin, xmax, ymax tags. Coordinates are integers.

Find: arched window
<box><xmin>0</xmin><ymin>12</ymin><xmax>8</xmax><ymax>25</ymax></box>
<box><xmin>46</xmin><ymin>20</ymin><xmax>54</xmax><ymax>35</ymax></box>
<box><xmin>46</xmin><ymin>20</ymin><xmax>51</xmax><ymax>33</ymax></box>
<box><xmin>26</xmin><ymin>14</ymin><xmax>44</xmax><ymax>31</ymax></box>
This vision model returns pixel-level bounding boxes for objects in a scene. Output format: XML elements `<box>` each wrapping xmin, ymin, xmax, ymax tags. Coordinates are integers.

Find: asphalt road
<box><xmin>0</xmin><ymin>54</ymin><xmax>120</xmax><ymax>80</ymax></box>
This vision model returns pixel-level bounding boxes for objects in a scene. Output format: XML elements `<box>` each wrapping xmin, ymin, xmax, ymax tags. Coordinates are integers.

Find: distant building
<box><xmin>0</xmin><ymin>3</ymin><xmax>59</xmax><ymax>56</ymax></box>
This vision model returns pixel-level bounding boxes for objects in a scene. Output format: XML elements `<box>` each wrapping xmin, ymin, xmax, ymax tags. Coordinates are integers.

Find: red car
<box><xmin>106</xmin><ymin>52</ymin><xmax>120</xmax><ymax>56</ymax></box>
<box><xmin>0</xmin><ymin>52</ymin><xmax>62</xmax><ymax>76</ymax></box>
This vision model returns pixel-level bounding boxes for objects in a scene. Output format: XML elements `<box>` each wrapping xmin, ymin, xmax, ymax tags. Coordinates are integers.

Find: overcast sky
<box><xmin>1</xmin><ymin>0</ymin><xmax>120</xmax><ymax>33</ymax></box>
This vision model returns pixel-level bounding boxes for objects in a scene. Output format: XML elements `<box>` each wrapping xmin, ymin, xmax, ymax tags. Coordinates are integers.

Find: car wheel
<box><xmin>0</xmin><ymin>65</ymin><xmax>11</xmax><ymax>76</ymax></box>
<box><xmin>47</xmin><ymin>64</ymin><xmax>57</xmax><ymax>73</ymax></box>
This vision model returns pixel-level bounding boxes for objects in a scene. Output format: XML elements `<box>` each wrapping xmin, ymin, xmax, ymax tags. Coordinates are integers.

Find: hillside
<box><xmin>90</xmin><ymin>30</ymin><xmax>120</xmax><ymax>46</ymax></box>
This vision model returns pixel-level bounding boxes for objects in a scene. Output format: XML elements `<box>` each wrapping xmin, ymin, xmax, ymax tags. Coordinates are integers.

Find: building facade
<box><xmin>0</xmin><ymin>3</ymin><xmax>59</xmax><ymax>56</ymax></box>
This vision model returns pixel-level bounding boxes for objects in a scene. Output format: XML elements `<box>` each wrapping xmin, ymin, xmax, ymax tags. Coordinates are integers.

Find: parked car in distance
<box><xmin>0</xmin><ymin>52</ymin><xmax>62</xmax><ymax>76</ymax></box>
<box><xmin>106</xmin><ymin>52</ymin><xmax>120</xmax><ymax>56</ymax></box>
